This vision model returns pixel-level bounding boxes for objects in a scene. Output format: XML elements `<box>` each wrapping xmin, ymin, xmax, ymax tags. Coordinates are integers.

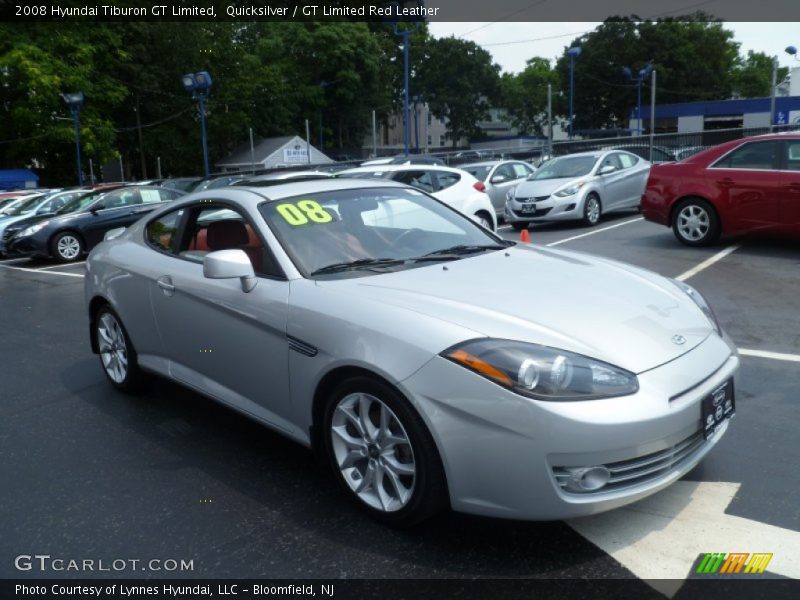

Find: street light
<box><xmin>392</xmin><ymin>2</ymin><xmax>424</xmax><ymax>157</ymax></box>
<box><xmin>567</xmin><ymin>47</ymin><xmax>582</xmax><ymax>140</ymax></box>
<box><xmin>786</xmin><ymin>45</ymin><xmax>798</xmax><ymax>59</ymax></box>
<box><xmin>61</xmin><ymin>91</ymin><xmax>84</xmax><ymax>186</ymax></box>
<box><xmin>181</xmin><ymin>71</ymin><xmax>213</xmax><ymax>177</ymax></box>
<box><xmin>623</xmin><ymin>62</ymin><xmax>654</xmax><ymax>136</ymax></box>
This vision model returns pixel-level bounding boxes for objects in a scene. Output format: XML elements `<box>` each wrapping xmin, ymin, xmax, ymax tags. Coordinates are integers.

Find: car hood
<box><xmin>322</xmin><ymin>245</ymin><xmax>715</xmax><ymax>373</ymax></box>
<box><xmin>513</xmin><ymin>177</ymin><xmax>591</xmax><ymax>198</ymax></box>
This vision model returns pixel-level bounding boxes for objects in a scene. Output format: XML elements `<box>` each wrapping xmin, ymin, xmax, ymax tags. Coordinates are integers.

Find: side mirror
<box><xmin>598</xmin><ymin>165</ymin><xmax>617</xmax><ymax>175</ymax></box>
<box><xmin>490</xmin><ymin>174</ymin><xmax>507</xmax><ymax>184</ymax></box>
<box><xmin>203</xmin><ymin>249</ymin><xmax>257</xmax><ymax>293</ymax></box>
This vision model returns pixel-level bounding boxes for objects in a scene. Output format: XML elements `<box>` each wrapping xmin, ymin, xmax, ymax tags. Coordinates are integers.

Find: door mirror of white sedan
<box><xmin>203</xmin><ymin>249</ymin><xmax>258</xmax><ymax>293</ymax></box>
<box><xmin>598</xmin><ymin>165</ymin><xmax>617</xmax><ymax>175</ymax></box>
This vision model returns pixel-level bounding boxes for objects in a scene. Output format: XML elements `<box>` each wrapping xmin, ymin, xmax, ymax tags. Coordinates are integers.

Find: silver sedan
<box><xmin>506</xmin><ymin>150</ymin><xmax>650</xmax><ymax>230</ymax></box>
<box><xmin>85</xmin><ymin>178</ymin><xmax>737</xmax><ymax>526</ymax></box>
<box><xmin>461</xmin><ymin>160</ymin><xmax>535</xmax><ymax>217</ymax></box>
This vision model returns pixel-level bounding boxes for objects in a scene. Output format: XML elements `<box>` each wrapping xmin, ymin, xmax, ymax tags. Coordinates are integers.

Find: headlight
<box><xmin>19</xmin><ymin>221</ymin><xmax>49</xmax><ymax>237</ymax></box>
<box><xmin>443</xmin><ymin>339</ymin><xmax>639</xmax><ymax>401</ymax></box>
<box><xmin>554</xmin><ymin>181</ymin><xmax>587</xmax><ymax>197</ymax></box>
<box><xmin>671</xmin><ymin>280</ymin><xmax>721</xmax><ymax>336</ymax></box>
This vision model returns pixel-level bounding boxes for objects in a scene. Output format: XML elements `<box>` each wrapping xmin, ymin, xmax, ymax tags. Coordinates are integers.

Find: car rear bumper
<box><xmin>641</xmin><ymin>189</ymin><xmax>671</xmax><ymax>226</ymax></box>
<box><xmin>400</xmin><ymin>333</ymin><xmax>738</xmax><ymax>520</ymax></box>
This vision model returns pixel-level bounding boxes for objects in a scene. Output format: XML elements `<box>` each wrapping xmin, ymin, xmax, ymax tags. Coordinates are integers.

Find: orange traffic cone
<box><xmin>520</xmin><ymin>228</ymin><xmax>530</xmax><ymax>243</ymax></box>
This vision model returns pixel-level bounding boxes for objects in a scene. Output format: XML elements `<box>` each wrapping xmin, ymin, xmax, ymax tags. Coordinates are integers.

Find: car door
<box><xmin>615</xmin><ymin>152</ymin><xmax>650</xmax><ymax>207</ymax></box>
<box><xmin>779</xmin><ymin>139</ymin><xmax>800</xmax><ymax>231</ymax></box>
<box><xmin>486</xmin><ymin>163</ymin><xmax>519</xmax><ymax>212</ymax></box>
<box><xmin>82</xmin><ymin>188</ymin><xmax>144</xmax><ymax>247</ymax></box>
<box><xmin>595</xmin><ymin>153</ymin><xmax>627</xmax><ymax>210</ymax></box>
<box><xmin>145</xmin><ymin>201</ymin><xmax>294</xmax><ymax>432</ymax></box>
<box><xmin>708</xmin><ymin>140</ymin><xmax>781</xmax><ymax>231</ymax></box>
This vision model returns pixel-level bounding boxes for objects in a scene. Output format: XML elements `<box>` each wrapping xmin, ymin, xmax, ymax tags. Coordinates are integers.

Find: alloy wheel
<box><xmin>330</xmin><ymin>392</ymin><xmax>416</xmax><ymax>512</ymax></box>
<box><xmin>586</xmin><ymin>197</ymin><xmax>600</xmax><ymax>224</ymax></box>
<box><xmin>57</xmin><ymin>235</ymin><xmax>81</xmax><ymax>260</ymax></box>
<box><xmin>677</xmin><ymin>204</ymin><xmax>710</xmax><ymax>241</ymax></box>
<box><xmin>97</xmin><ymin>313</ymin><xmax>128</xmax><ymax>383</ymax></box>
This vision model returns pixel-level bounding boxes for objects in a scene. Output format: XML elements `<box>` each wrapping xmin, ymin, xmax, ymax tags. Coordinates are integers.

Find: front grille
<box><xmin>513</xmin><ymin>207</ymin><xmax>551</xmax><ymax>218</ymax></box>
<box><xmin>535</xmin><ymin>195</ymin><xmax>550</xmax><ymax>201</ymax></box>
<box><xmin>552</xmin><ymin>430</ymin><xmax>706</xmax><ymax>495</ymax></box>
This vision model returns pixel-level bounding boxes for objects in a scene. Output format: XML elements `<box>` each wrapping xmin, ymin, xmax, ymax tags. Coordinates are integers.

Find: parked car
<box><xmin>193</xmin><ymin>175</ymin><xmax>249</xmax><ymax>191</ymax></box>
<box><xmin>160</xmin><ymin>177</ymin><xmax>203</xmax><ymax>193</ymax></box>
<box><xmin>461</xmin><ymin>160</ymin><xmax>535</xmax><ymax>217</ymax></box>
<box><xmin>337</xmin><ymin>164</ymin><xmax>497</xmax><ymax>230</ymax></box>
<box><xmin>506</xmin><ymin>151</ymin><xmax>650</xmax><ymax>230</ymax></box>
<box><xmin>607</xmin><ymin>144</ymin><xmax>676</xmax><ymax>164</ymax></box>
<box><xmin>234</xmin><ymin>171</ymin><xmax>334</xmax><ymax>187</ymax></box>
<box><xmin>641</xmin><ymin>133</ymin><xmax>800</xmax><ymax>246</ymax></box>
<box><xmin>673</xmin><ymin>146</ymin><xmax>706</xmax><ymax>161</ymax></box>
<box><xmin>85</xmin><ymin>178</ymin><xmax>738</xmax><ymax>525</ymax></box>
<box><xmin>6</xmin><ymin>186</ymin><xmax>184</xmax><ymax>262</ymax></box>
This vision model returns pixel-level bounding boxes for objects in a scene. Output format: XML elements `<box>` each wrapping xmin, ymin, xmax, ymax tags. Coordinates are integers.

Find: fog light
<box><xmin>565</xmin><ymin>466</ymin><xmax>610</xmax><ymax>492</ymax></box>
<box><xmin>565</xmin><ymin>203</ymin><xmax>576</xmax><ymax>211</ymax></box>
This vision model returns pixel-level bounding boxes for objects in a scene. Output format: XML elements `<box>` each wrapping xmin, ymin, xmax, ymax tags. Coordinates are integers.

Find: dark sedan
<box><xmin>642</xmin><ymin>133</ymin><xmax>800</xmax><ymax>245</ymax></box>
<box><xmin>6</xmin><ymin>185</ymin><xmax>184</xmax><ymax>262</ymax></box>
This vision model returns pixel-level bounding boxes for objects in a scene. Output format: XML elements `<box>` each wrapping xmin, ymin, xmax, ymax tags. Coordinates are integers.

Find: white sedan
<box><xmin>337</xmin><ymin>165</ymin><xmax>497</xmax><ymax>231</ymax></box>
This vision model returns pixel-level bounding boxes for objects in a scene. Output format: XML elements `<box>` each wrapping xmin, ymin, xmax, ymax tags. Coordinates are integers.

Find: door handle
<box><xmin>716</xmin><ymin>178</ymin><xmax>735</xmax><ymax>186</ymax></box>
<box><xmin>157</xmin><ymin>276</ymin><xmax>175</xmax><ymax>296</ymax></box>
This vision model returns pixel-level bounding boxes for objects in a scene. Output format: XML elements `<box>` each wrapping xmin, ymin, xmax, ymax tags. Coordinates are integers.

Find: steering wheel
<box><xmin>393</xmin><ymin>228</ymin><xmax>427</xmax><ymax>249</ymax></box>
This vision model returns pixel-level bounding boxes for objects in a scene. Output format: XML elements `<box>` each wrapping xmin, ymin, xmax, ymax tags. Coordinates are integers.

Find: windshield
<box><xmin>56</xmin><ymin>192</ymin><xmax>100</xmax><ymax>215</ymax></box>
<box><xmin>463</xmin><ymin>166</ymin><xmax>491</xmax><ymax>181</ymax></box>
<box><xmin>532</xmin><ymin>156</ymin><xmax>598</xmax><ymax>180</ymax></box>
<box><xmin>2</xmin><ymin>195</ymin><xmax>43</xmax><ymax>215</ymax></box>
<box><xmin>260</xmin><ymin>187</ymin><xmax>506</xmax><ymax>278</ymax></box>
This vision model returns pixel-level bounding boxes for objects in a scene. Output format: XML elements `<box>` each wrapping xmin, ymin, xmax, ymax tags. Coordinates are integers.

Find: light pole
<box><xmin>623</xmin><ymin>63</ymin><xmax>653</xmax><ymax>136</ymax></box>
<box><xmin>181</xmin><ymin>71</ymin><xmax>213</xmax><ymax>177</ymax></box>
<box><xmin>413</xmin><ymin>95</ymin><xmax>424</xmax><ymax>153</ymax></box>
<box><xmin>392</xmin><ymin>3</ymin><xmax>423</xmax><ymax>157</ymax></box>
<box><xmin>61</xmin><ymin>91</ymin><xmax>84</xmax><ymax>186</ymax></box>
<box><xmin>567</xmin><ymin>47</ymin><xmax>581</xmax><ymax>140</ymax></box>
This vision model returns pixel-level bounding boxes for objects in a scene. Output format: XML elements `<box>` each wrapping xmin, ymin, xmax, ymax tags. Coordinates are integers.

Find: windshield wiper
<box><xmin>310</xmin><ymin>258</ymin><xmax>405</xmax><ymax>276</ymax></box>
<box><xmin>415</xmin><ymin>243</ymin><xmax>510</xmax><ymax>260</ymax></box>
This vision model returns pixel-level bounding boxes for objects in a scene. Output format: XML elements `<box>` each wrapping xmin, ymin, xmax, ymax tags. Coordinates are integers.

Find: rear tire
<box><xmin>475</xmin><ymin>211</ymin><xmax>494</xmax><ymax>231</ymax></box>
<box><xmin>322</xmin><ymin>376</ymin><xmax>448</xmax><ymax>527</ymax></box>
<box><xmin>94</xmin><ymin>305</ymin><xmax>146</xmax><ymax>394</ymax></box>
<box><xmin>672</xmin><ymin>198</ymin><xmax>720</xmax><ymax>246</ymax></box>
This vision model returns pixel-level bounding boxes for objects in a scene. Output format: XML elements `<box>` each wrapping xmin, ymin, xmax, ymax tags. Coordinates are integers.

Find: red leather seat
<box><xmin>204</xmin><ymin>220</ymin><xmax>264</xmax><ymax>273</ymax></box>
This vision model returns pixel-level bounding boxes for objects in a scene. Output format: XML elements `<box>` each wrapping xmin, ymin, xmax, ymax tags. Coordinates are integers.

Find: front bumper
<box><xmin>504</xmin><ymin>194</ymin><xmax>585</xmax><ymax>223</ymax></box>
<box><xmin>7</xmin><ymin>234</ymin><xmax>45</xmax><ymax>257</ymax></box>
<box><xmin>400</xmin><ymin>333</ymin><xmax>738</xmax><ymax>520</ymax></box>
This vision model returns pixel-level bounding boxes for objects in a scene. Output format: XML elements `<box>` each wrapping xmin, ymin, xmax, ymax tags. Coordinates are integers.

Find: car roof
<box><xmin>339</xmin><ymin>164</ymin><xmax>465</xmax><ymax>175</ymax></box>
<box><xmin>553</xmin><ymin>151</ymin><xmax>603</xmax><ymax>159</ymax></box>
<box><xmin>460</xmin><ymin>160</ymin><xmax>519</xmax><ymax>167</ymax></box>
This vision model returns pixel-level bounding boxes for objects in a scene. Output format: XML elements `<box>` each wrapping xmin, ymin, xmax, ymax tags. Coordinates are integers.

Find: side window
<box><xmin>600</xmin><ymin>154</ymin><xmax>623</xmax><ymax>172</ymax></box>
<box><xmin>785</xmin><ymin>141</ymin><xmax>800</xmax><ymax>171</ymax></box>
<box><xmin>434</xmin><ymin>171</ymin><xmax>461</xmax><ymax>191</ymax></box>
<box><xmin>102</xmin><ymin>189</ymin><xmax>141</xmax><ymax>209</ymax></box>
<box><xmin>714</xmin><ymin>141</ymin><xmax>778</xmax><ymax>170</ymax></box>
<box><xmin>511</xmin><ymin>163</ymin><xmax>532</xmax><ymax>178</ymax></box>
<box><xmin>141</xmin><ymin>188</ymin><xmax>179</xmax><ymax>204</ymax></box>
<box><xmin>617</xmin><ymin>153</ymin><xmax>638</xmax><ymax>169</ymax></box>
<box><xmin>179</xmin><ymin>204</ymin><xmax>281</xmax><ymax>278</ymax></box>
<box><xmin>145</xmin><ymin>208</ymin><xmax>184</xmax><ymax>254</ymax></box>
<box><xmin>393</xmin><ymin>170</ymin><xmax>435</xmax><ymax>193</ymax></box>
<box><xmin>494</xmin><ymin>164</ymin><xmax>516</xmax><ymax>181</ymax></box>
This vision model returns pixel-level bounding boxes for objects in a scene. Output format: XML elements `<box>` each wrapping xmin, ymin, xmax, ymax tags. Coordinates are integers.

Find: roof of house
<box><xmin>217</xmin><ymin>136</ymin><xmax>298</xmax><ymax>166</ymax></box>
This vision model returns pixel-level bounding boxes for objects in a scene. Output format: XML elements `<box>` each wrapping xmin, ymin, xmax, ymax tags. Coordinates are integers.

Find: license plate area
<box><xmin>520</xmin><ymin>204</ymin><xmax>535</xmax><ymax>214</ymax></box>
<box><xmin>702</xmin><ymin>379</ymin><xmax>735</xmax><ymax>439</ymax></box>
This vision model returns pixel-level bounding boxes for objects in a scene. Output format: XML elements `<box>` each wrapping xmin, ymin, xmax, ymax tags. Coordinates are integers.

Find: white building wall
<box><xmin>677</xmin><ymin>115</ymin><xmax>704</xmax><ymax>133</ymax></box>
<box><xmin>743</xmin><ymin>112</ymin><xmax>771</xmax><ymax>129</ymax></box>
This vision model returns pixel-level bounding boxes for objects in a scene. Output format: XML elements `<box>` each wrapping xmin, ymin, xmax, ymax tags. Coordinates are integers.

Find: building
<box><xmin>0</xmin><ymin>169</ymin><xmax>39</xmax><ymax>191</ymax></box>
<box><xmin>215</xmin><ymin>135</ymin><xmax>332</xmax><ymax>172</ymax></box>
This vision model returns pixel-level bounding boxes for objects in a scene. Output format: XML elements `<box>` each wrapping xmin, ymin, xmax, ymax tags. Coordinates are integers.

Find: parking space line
<box><xmin>35</xmin><ymin>261</ymin><xmax>85</xmax><ymax>270</ymax></box>
<box><xmin>675</xmin><ymin>243</ymin><xmax>741</xmax><ymax>281</ymax></box>
<box><xmin>738</xmin><ymin>348</ymin><xmax>800</xmax><ymax>363</ymax></box>
<box><xmin>545</xmin><ymin>217</ymin><xmax>644</xmax><ymax>247</ymax></box>
<box><xmin>0</xmin><ymin>257</ymin><xmax>29</xmax><ymax>264</ymax></box>
<box><xmin>0</xmin><ymin>264</ymin><xmax>84</xmax><ymax>278</ymax></box>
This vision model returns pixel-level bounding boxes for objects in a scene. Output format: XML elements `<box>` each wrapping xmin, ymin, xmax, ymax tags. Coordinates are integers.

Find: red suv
<box><xmin>641</xmin><ymin>133</ymin><xmax>800</xmax><ymax>245</ymax></box>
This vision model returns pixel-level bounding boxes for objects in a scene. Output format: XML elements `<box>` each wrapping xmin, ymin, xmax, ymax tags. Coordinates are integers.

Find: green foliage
<box><xmin>415</xmin><ymin>36</ymin><xmax>501</xmax><ymax>147</ymax></box>
<box><xmin>732</xmin><ymin>51</ymin><xmax>787</xmax><ymax>98</ymax></box>
<box><xmin>500</xmin><ymin>58</ymin><xmax>559</xmax><ymax>135</ymax></box>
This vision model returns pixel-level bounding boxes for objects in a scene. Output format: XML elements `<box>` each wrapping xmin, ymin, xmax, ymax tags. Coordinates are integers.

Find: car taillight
<box><xmin>473</xmin><ymin>181</ymin><xmax>486</xmax><ymax>192</ymax></box>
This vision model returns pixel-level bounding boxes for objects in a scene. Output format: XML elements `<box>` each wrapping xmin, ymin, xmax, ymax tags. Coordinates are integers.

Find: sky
<box><xmin>428</xmin><ymin>22</ymin><xmax>800</xmax><ymax>74</ymax></box>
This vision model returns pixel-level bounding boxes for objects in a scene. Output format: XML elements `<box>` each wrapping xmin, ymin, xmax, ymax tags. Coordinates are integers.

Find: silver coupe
<box><xmin>85</xmin><ymin>178</ymin><xmax>738</xmax><ymax>526</ymax></box>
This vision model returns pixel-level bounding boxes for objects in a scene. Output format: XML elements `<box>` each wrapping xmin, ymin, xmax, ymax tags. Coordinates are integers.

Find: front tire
<box><xmin>672</xmin><ymin>198</ymin><xmax>720</xmax><ymax>246</ymax></box>
<box><xmin>51</xmin><ymin>231</ymin><xmax>84</xmax><ymax>263</ymax></box>
<box><xmin>511</xmin><ymin>222</ymin><xmax>529</xmax><ymax>231</ymax></box>
<box><xmin>582</xmin><ymin>194</ymin><xmax>602</xmax><ymax>226</ymax></box>
<box><xmin>94</xmin><ymin>306</ymin><xmax>146</xmax><ymax>393</ymax></box>
<box><xmin>322</xmin><ymin>376</ymin><xmax>448</xmax><ymax>527</ymax></box>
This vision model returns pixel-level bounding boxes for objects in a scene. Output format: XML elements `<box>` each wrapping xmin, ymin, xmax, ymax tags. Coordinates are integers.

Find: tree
<box><xmin>553</xmin><ymin>17</ymin><xmax>742</xmax><ymax>131</ymax></box>
<box><xmin>732</xmin><ymin>51</ymin><xmax>788</xmax><ymax>98</ymax></box>
<box><xmin>415</xmin><ymin>36</ymin><xmax>501</xmax><ymax>147</ymax></box>
<box><xmin>500</xmin><ymin>57</ymin><xmax>559</xmax><ymax>135</ymax></box>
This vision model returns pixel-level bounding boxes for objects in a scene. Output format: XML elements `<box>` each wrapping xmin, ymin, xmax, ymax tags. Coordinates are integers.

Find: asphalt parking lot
<box><xmin>1</xmin><ymin>212</ymin><xmax>798</xmax><ymax>597</ymax></box>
